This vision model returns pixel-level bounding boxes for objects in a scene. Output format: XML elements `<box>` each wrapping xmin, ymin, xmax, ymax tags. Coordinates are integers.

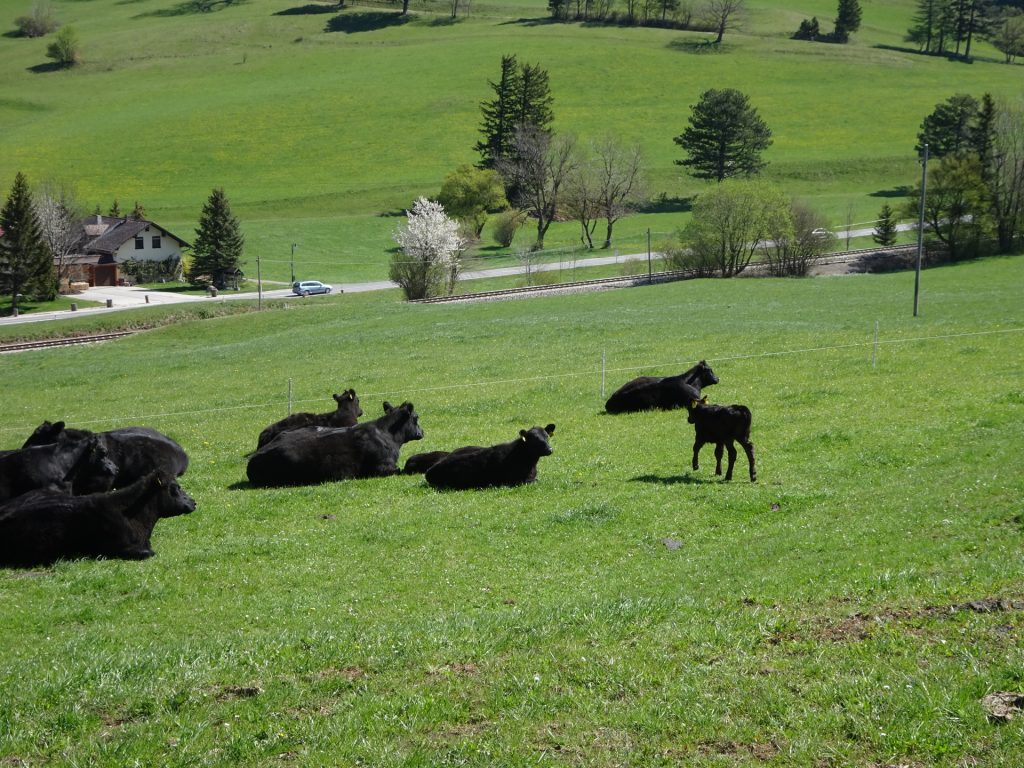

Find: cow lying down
<box><xmin>0</xmin><ymin>471</ymin><xmax>196</xmax><ymax>568</ymax></box>
<box><xmin>425</xmin><ymin>424</ymin><xmax>556</xmax><ymax>490</ymax></box>
<box><xmin>256</xmin><ymin>389</ymin><xmax>362</xmax><ymax>450</ymax></box>
<box><xmin>246</xmin><ymin>401</ymin><xmax>423</xmax><ymax>487</ymax></box>
<box><xmin>22</xmin><ymin>421</ymin><xmax>189</xmax><ymax>493</ymax></box>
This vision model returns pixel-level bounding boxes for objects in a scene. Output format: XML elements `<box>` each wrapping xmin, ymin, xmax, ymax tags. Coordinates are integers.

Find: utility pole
<box><xmin>914</xmin><ymin>144</ymin><xmax>928</xmax><ymax>317</ymax></box>
<box><xmin>257</xmin><ymin>255</ymin><xmax>262</xmax><ymax>311</ymax></box>
<box><xmin>290</xmin><ymin>243</ymin><xmax>298</xmax><ymax>285</ymax></box>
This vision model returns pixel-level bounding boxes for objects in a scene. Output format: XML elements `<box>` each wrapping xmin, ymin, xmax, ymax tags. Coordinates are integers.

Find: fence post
<box><xmin>601</xmin><ymin>351</ymin><xmax>606</xmax><ymax>398</ymax></box>
<box><xmin>287</xmin><ymin>378</ymin><xmax>293</xmax><ymax>415</ymax></box>
<box><xmin>872</xmin><ymin>321</ymin><xmax>879</xmax><ymax>369</ymax></box>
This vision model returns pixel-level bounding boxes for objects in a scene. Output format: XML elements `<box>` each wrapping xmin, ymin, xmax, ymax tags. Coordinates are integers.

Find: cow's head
<box><xmin>153</xmin><ymin>474</ymin><xmax>197</xmax><ymax>518</ymax></box>
<box><xmin>334</xmin><ymin>389</ymin><xmax>363</xmax><ymax>418</ymax></box>
<box><xmin>68</xmin><ymin>435</ymin><xmax>118</xmax><ymax>494</ymax></box>
<box><xmin>22</xmin><ymin>420</ymin><xmax>66</xmax><ymax>448</ymax></box>
<box><xmin>519</xmin><ymin>424</ymin><xmax>556</xmax><ymax>457</ymax></box>
<box><xmin>387</xmin><ymin>401</ymin><xmax>423</xmax><ymax>444</ymax></box>
<box><xmin>696</xmin><ymin>360</ymin><xmax>719</xmax><ymax>388</ymax></box>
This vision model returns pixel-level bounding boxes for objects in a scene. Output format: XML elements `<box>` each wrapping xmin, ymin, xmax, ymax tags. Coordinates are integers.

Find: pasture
<box><xmin>1</xmin><ymin>256</ymin><xmax>1023</xmax><ymax>765</ymax></box>
<box><xmin>1</xmin><ymin>0</ymin><xmax>1021</xmax><ymax>284</ymax></box>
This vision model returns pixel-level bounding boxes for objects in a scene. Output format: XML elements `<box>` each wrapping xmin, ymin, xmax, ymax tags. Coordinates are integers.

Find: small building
<box><xmin>66</xmin><ymin>215</ymin><xmax>190</xmax><ymax>288</ymax></box>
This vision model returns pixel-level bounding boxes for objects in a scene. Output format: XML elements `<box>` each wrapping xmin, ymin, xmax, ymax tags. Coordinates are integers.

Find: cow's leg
<box><xmin>119</xmin><ymin>547</ymin><xmax>155</xmax><ymax>560</ymax></box>
<box><xmin>692</xmin><ymin>438</ymin><xmax>705</xmax><ymax>471</ymax></box>
<box><xmin>723</xmin><ymin>441</ymin><xmax>737</xmax><ymax>481</ymax></box>
<box><xmin>740</xmin><ymin>439</ymin><xmax>756</xmax><ymax>482</ymax></box>
<box><xmin>713</xmin><ymin>443</ymin><xmax>724</xmax><ymax>475</ymax></box>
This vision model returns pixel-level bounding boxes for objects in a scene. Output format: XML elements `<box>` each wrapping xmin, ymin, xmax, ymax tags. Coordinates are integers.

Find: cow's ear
<box><xmin>519</xmin><ymin>430</ymin><xmax>528</xmax><ymax>442</ymax></box>
<box><xmin>346</xmin><ymin>390</ymin><xmax>355</xmax><ymax>400</ymax></box>
<box><xmin>700</xmin><ymin>395</ymin><xmax>708</xmax><ymax>404</ymax></box>
<box><xmin>383</xmin><ymin>401</ymin><xmax>393</xmax><ymax>413</ymax></box>
<box><xmin>404</xmin><ymin>402</ymin><xmax>414</xmax><ymax>412</ymax></box>
<box><xmin>333</xmin><ymin>393</ymin><xmax>343</xmax><ymax>403</ymax></box>
<box><xmin>690</xmin><ymin>399</ymin><xmax>699</xmax><ymax>409</ymax></box>
<box><xmin>545</xmin><ymin>424</ymin><xmax>555</xmax><ymax>435</ymax></box>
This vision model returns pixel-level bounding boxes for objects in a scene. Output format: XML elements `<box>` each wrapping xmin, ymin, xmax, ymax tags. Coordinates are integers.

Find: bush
<box><xmin>120</xmin><ymin>257</ymin><xmax>183</xmax><ymax>284</ymax></box>
<box><xmin>45</xmin><ymin>26</ymin><xmax>80</xmax><ymax>67</ymax></box>
<box><xmin>14</xmin><ymin>1</ymin><xmax>59</xmax><ymax>38</ymax></box>
<box><xmin>492</xmin><ymin>208</ymin><xmax>528</xmax><ymax>248</ymax></box>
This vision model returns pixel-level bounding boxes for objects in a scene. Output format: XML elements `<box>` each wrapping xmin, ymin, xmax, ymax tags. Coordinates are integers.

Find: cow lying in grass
<box><xmin>605</xmin><ymin>360</ymin><xmax>719</xmax><ymax>414</ymax></box>
<box><xmin>0</xmin><ymin>471</ymin><xmax>196</xmax><ymax>567</ymax></box>
<box><xmin>0</xmin><ymin>434</ymin><xmax>116</xmax><ymax>503</ymax></box>
<box><xmin>246</xmin><ymin>401</ymin><xmax>423</xmax><ymax>487</ymax></box>
<box><xmin>685</xmin><ymin>399</ymin><xmax>756</xmax><ymax>482</ymax></box>
<box><xmin>22</xmin><ymin>421</ymin><xmax>189</xmax><ymax>493</ymax></box>
<box><xmin>402</xmin><ymin>450</ymin><xmax>459</xmax><ymax>475</ymax></box>
<box><xmin>425</xmin><ymin>425</ymin><xmax>555</xmax><ymax>490</ymax></box>
<box><xmin>256</xmin><ymin>389</ymin><xmax>362</xmax><ymax>449</ymax></box>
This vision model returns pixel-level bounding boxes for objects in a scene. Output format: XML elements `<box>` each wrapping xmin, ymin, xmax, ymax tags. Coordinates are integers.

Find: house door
<box><xmin>94</xmin><ymin>264</ymin><xmax>118</xmax><ymax>287</ymax></box>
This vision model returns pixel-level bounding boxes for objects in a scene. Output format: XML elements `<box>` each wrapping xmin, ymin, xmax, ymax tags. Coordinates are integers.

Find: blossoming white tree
<box><xmin>390</xmin><ymin>197</ymin><xmax>465</xmax><ymax>300</ymax></box>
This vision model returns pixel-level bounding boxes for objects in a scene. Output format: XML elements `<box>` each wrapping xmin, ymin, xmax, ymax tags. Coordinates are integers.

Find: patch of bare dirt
<box><xmin>981</xmin><ymin>692</ymin><xmax>1024</xmax><ymax>722</ymax></box>
<box><xmin>216</xmin><ymin>684</ymin><xmax>262</xmax><ymax>700</ymax></box>
<box><xmin>699</xmin><ymin>738</ymin><xmax>782</xmax><ymax>761</ymax></box>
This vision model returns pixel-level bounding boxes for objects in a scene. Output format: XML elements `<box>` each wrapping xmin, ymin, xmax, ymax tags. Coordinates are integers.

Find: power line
<box><xmin>2</xmin><ymin>326</ymin><xmax>1020</xmax><ymax>438</ymax></box>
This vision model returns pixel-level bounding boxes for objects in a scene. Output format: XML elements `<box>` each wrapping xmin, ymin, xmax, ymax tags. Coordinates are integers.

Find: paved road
<box><xmin>0</xmin><ymin>223</ymin><xmax>916</xmax><ymax>327</ymax></box>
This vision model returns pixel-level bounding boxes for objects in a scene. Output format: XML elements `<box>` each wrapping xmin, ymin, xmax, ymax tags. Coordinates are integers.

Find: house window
<box><xmin>134</xmin><ymin>236</ymin><xmax>144</xmax><ymax>250</ymax></box>
<box><xmin>152</xmin><ymin>236</ymin><xmax>161</xmax><ymax>249</ymax></box>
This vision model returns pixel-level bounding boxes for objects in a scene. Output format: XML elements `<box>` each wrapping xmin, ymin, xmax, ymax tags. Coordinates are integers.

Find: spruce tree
<box><xmin>476</xmin><ymin>55</ymin><xmax>522</xmax><ymax>170</ymax></box>
<box><xmin>518</xmin><ymin>63</ymin><xmax>553</xmax><ymax>133</ymax></box>
<box><xmin>109</xmin><ymin>198</ymin><xmax>121</xmax><ymax>217</ymax></box>
<box><xmin>872</xmin><ymin>204</ymin><xmax>899</xmax><ymax>247</ymax></box>
<box><xmin>834</xmin><ymin>0</ymin><xmax>862</xmax><ymax>42</ymax></box>
<box><xmin>0</xmin><ymin>172</ymin><xmax>54</xmax><ymax>313</ymax></box>
<box><xmin>674</xmin><ymin>89</ymin><xmax>773</xmax><ymax>182</ymax></box>
<box><xmin>187</xmin><ymin>188</ymin><xmax>244</xmax><ymax>286</ymax></box>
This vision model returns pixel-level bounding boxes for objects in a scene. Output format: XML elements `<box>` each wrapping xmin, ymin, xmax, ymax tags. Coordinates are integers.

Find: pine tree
<box><xmin>475</xmin><ymin>55</ymin><xmax>523</xmax><ymax>170</ymax></box>
<box><xmin>476</xmin><ymin>55</ymin><xmax>554</xmax><ymax>170</ymax></box>
<box><xmin>187</xmin><ymin>188</ymin><xmax>244</xmax><ymax>286</ymax></box>
<box><xmin>109</xmin><ymin>198</ymin><xmax>121</xmax><ymax>217</ymax></box>
<box><xmin>873</xmin><ymin>204</ymin><xmax>899</xmax><ymax>247</ymax></box>
<box><xmin>0</xmin><ymin>172</ymin><xmax>55</xmax><ymax>313</ymax></box>
<box><xmin>833</xmin><ymin>0</ymin><xmax>862</xmax><ymax>43</ymax></box>
<box><xmin>130</xmin><ymin>201</ymin><xmax>146</xmax><ymax>220</ymax></box>
<box><xmin>673</xmin><ymin>89</ymin><xmax>773</xmax><ymax>182</ymax></box>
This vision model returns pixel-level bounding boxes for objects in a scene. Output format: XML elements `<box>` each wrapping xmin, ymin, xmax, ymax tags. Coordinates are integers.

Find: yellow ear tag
<box><xmin>700</xmin><ymin>396</ymin><xmax>708</xmax><ymax>404</ymax></box>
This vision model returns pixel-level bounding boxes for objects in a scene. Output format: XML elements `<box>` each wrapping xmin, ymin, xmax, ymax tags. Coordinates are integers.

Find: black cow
<box><xmin>22</xmin><ymin>421</ymin><xmax>189</xmax><ymax>493</ymax></box>
<box><xmin>402</xmin><ymin>450</ymin><xmax>456</xmax><ymax>475</ymax></box>
<box><xmin>256</xmin><ymin>389</ymin><xmax>363</xmax><ymax>449</ymax></box>
<box><xmin>425</xmin><ymin>424</ymin><xmax>556</xmax><ymax>490</ymax></box>
<box><xmin>0</xmin><ymin>471</ymin><xmax>196</xmax><ymax>567</ymax></box>
<box><xmin>0</xmin><ymin>434</ymin><xmax>116</xmax><ymax>503</ymax></box>
<box><xmin>685</xmin><ymin>400</ymin><xmax>756</xmax><ymax>482</ymax></box>
<box><xmin>605</xmin><ymin>360</ymin><xmax>719</xmax><ymax>414</ymax></box>
<box><xmin>246</xmin><ymin>401</ymin><xmax>423</xmax><ymax>487</ymax></box>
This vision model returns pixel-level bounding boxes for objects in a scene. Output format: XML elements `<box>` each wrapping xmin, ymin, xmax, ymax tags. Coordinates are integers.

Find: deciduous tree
<box><xmin>45</xmin><ymin>25</ymin><xmax>80</xmax><ymax>67</ymax></box>
<box><xmin>674</xmin><ymin>179</ymin><xmax>787</xmax><ymax>277</ymax></box>
<box><xmin>34</xmin><ymin>181</ymin><xmax>83</xmax><ymax>293</ymax></box>
<box><xmin>187</xmin><ymin>188</ymin><xmax>244</xmax><ymax>286</ymax></box>
<box><xmin>0</xmin><ymin>172</ymin><xmax>54</xmax><ymax>313</ymax></box>
<box><xmin>761</xmin><ymin>200</ymin><xmax>834</xmax><ymax>276</ymax></box>
<box><xmin>591</xmin><ymin>138</ymin><xmax>645</xmax><ymax>248</ymax></box>
<box><xmin>984</xmin><ymin>98</ymin><xmax>1024</xmax><ymax>252</ymax></box>
<box><xmin>499</xmin><ymin>126</ymin><xmax>578</xmax><ymax>250</ymax></box>
<box><xmin>911</xmin><ymin>153</ymin><xmax>990</xmax><ymax>261</ymax></box>
<box><xmin>437</xmin><ymin>165</ymin><xmax>507</xmax><ymax>239</ymax></box>
<box><xmin>700</xmin><ymin>0</ymin><xmax>744</xmax><ymax>44</ymax></box>
<box><xmin>674</xmin><ymin>88</ymin><xmax>772</xmax><ymax>182</ymax></box>
<box><xmin>390</xmin><ymin>197</ymin><xmax>465</xmax><ymax>299</ymax></box>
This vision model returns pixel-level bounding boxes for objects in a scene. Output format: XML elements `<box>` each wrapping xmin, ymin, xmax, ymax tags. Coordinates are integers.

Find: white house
<box><xmin>69</xmin><ymin>215</ymin><xmax>190</xmax><ymax>287</ymax></box>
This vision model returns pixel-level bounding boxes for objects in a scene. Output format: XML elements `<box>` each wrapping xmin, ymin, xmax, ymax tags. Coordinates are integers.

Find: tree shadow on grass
<box><xmin>638</xmin><ymin>195</ymin><xmax>692</xmax><ymax>215</ymax></box>
<box><xmin>630</xmin><ymin>473</ymin><xmax>716</xmax><ymax>486</ymax></box>
<box><xmin>667</xmin><ymin>38</ymin><xmax>728</xmax><ymax>54</ymax></box>
<box><xmin>498</xmin><ymin>17</ymin><xmax>558</xmax><ymax>27</ymax></box>
<box><xmin>274</xmin><ymin>2</ymin><xmax>340</xmax><ymax>15</ymax></box>
<box><xmin>869</xmin><ymin>185</ymin><xmax>914</xmax><ymax>199</ymax></box>
<box><xmin>136</xmin><ymin>0</ymin><xmax>248</xmax><ymax>18</ymax></box>
<box><xmin>326</xmin><ymin>11</ymin><xmax>412</xmax><ymax>33</ymax></box>
<box><xmin>428</xmin><ymin>16</ymin><xmax>461</xmax><ymax>27</ymax></box>
<box><xmin>27</xmin><ymin>62</ymin><xmax>67</xmax><ymax>74</ymax></box>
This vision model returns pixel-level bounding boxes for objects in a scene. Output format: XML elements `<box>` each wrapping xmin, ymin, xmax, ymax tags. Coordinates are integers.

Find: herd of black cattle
<box><xmin>0</xmin><ymin>361</ymin><xmax>755</xmax><ymax>568</ymax></box>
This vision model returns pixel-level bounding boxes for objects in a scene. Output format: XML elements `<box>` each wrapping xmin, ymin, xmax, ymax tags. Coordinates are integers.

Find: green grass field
<box><xmin>1</xmin><ymin>0</ymin><xmax>1020</xmax><ymax>284</ymax></box>
<box><xmin>1</xmin><ymin>256</ymin><xmax>1023</xmax><ymax>765</ymax></box>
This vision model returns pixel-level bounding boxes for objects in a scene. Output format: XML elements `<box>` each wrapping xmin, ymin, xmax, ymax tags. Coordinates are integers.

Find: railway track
<box><xmin>412</xmin><ymin>245</ymin><xmax>918</xmax><ymax>305</ymax></box>
<box><xmin>0</xmin><ymin>331</ymin><xmax>136</xmax><ymax>354</ymax></box>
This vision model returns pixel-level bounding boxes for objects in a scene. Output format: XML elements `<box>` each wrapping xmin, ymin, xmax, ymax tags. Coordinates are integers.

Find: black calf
<box><xmin>686</xmin><ymin>402</ymin><xmax>756</xmax><ymax>482</ymax></box>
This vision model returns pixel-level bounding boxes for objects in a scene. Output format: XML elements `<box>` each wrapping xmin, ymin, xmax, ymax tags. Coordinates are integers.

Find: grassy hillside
<box><xmin>1</xmin><ymin>0</ymin><xmax>1019</xmax><ymax>282</ymax></box>
<box><xmin>1</xmin><ymin>257</ymin><xmax>1023</xmax><ymax>765</ymax></box>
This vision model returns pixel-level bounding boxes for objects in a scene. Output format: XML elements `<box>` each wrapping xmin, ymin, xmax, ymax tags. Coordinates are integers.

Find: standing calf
<box><xmin>685</xmin><ymin>401</ymin><xmax>756</xmax><ymax>482</ymax></box>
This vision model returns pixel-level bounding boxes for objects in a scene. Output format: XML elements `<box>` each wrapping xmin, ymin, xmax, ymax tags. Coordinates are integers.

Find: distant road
<box><xmin>0</xmin><ymin>223</ymin><xmax>916</xmax><ymax>327</ymax></box>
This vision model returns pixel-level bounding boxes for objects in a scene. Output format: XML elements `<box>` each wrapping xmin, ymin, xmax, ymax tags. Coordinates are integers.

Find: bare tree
<box><xmin>500</xmin><ymin>126</ymin><xmax>578</xmax><ymax>250</ymax></box>
<box><xmin>701</xmin><ymin>0</ymin><xmax>744</xmax><ymax>43</ymax></box>
<box><xmin>564</xmin><ymin>161</ymin><xmax>600</xmax><ymax>250</ymax></box>
<box><xmin>592</xmin><ymin>138</ymin><xmax>645</xmax><ymax>249</ymax></box>
<box><xmin>986</xmin><ymin>100</ymin><xmax>1024</xmax><ymax>253</ymax></box>
<box><xmin>34</xmin><ymin>181</ymin><xmax>83</xmax><ymax>293</ymax></box>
